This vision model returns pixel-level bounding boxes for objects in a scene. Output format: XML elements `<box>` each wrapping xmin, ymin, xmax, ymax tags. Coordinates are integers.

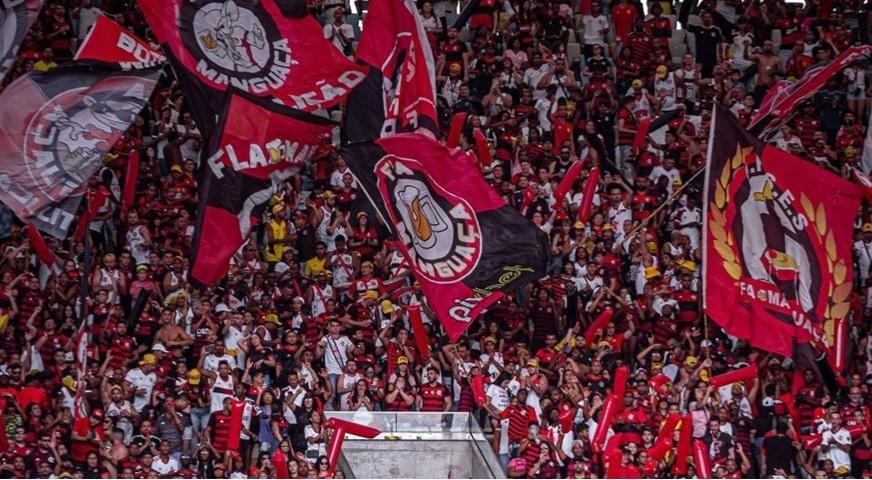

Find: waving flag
<box><xmin>76</xmin><ymin>15</ymin><xmax>164</xmax><ymax>63</ymax></box>
<box><xmin>190</xmin><ymin>91</ymin><xmax>334</xmax><ymax>286</ymax></box>
<box><xmin>703</xmin><ymin>107</ymin><xmax>861</xmax><ymax>357</ymax></box>
<box><xmin>0</xmin><ymin>0</ymin><xmax>43</xmax><ymax>82</ymax></box>
<box><xmin>749</xmin><ymin>45</ymin><xmax>872</xmax><ymax>138</ymax></box>
<box><xmin>0</xmin><ymin>61</ymin><xmax>160</xmax><ymax>238</ymax></box>
<box><xmin>137</xmin><ymin>0</ymin><xmax>366</xmax><ymax>120</ymax></box>
<box><xmin>342</xmin><ymin>0</ymin><xmax>437</xmax><ymax>143</ymax></box>
<box><xmin>342</xmin><ymin>133</ymin><xmax>549</xmax><ymax>341</ymax></box>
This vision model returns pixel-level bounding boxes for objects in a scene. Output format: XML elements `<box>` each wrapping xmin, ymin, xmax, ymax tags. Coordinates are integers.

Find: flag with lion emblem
<box><xmin>703</xmin><ymin>106</ymin><xmax>861</xmax><ymax>358</ymax></box>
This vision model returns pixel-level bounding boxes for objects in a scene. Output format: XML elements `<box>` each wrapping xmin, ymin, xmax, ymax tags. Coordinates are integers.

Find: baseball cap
<box><xmin>684</xmin><ymin>356</ymin><xmax>698</xmax><ymax>367</ymax></box>
<box><xmin>632</xmin><ymin>79</ymin><xmax>643</xmax><ymax>88</ymax></box>
<box><xmin>380</xmin><ymin>300</ymin><xmax>394</xmax><ymax>314</ymax></box>
<box><xmin>140</xmin><ymin>353</ymin><xmax>157</xmax><ymax>365</ymax></box>
<box><xmin>152</xmin><ymin>343</ymin><xmax>168</xmax><ymax>353</ymax></box>
<box><xmin>397</xmin><ymin>355</ymin><xmax>409</xmax><ymax>365</ymax></box>
<box><xmin>527</xmin><ymin>358</ymin><xmax>540</xmax><ymax>367</ymax></box>
<box><xmin>265</xmin><ymin>313</ymin><xmax>280</xmax><ymax>324</ymax></box>
<box><xmin>188</xmin><ymin>369</ymin><xmax>201</xmax><ymax>385</ymax></box>
<box><xmin>170</xmin><ymin>164</ymin><xmax>183</xmax><ymax>173</ymax></box>
<box><xmin>863</xmin><ymin>223</ymin><xmax>872</xmax><ymax>233</ymax></box>
<box><xmin>362</xmin><ymin>290</ymin><xmax>378</xmax><ymax>300</ymax></box>
<box><xmin>214</xmin><ymin>303</ymin><xmax>231</xmax><ymax>314</ymax></box>
<box><xmin>656</xmin><ymin>65</ymin><xmax>668</xmax><ymax>78</ymax></box>
<box><xmin>322</xmin><ymin>190</ymin><xmax>336</xmax><ymax>199</ymax></box>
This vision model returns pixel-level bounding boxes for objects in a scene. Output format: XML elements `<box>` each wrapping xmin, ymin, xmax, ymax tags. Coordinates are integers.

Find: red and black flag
<box><xmin>0</xmin><ymin>61</ymin><xmax>160</xmax><ymax>238</ymax></box>
<box><xmin>748</xmin><ymin>45</ymin><xmax>872</xmax><ymax>138</ymax></box>
<box><xmin>703</xmin><ymin>106</ymin><xmax>861</xmax><ymax>358</ymax></box>
<box><xmin>137</xmin><ymin>0</ymin><xmax>366</xmax><ymax>128</ymax></box>
<box><xmin>342</xmin><ymin>0</ymin><xmax>437</xmax><ymax>143</ymax></box>
<box><xmin>342</xmin><ymin>133</ymin><xmax>549</xmax><ymax>341</ymax></box>
<box><xmin>76</xmin><ymin>15</ymin><xmax>165</xmax><ymax>63</ymax></box>
<box><xmin>0</xmin><ymin>0</ymin><xmax>43</xmax><ymax>82</ymax></box>
<box><xmin>190</xmin><ymin>91</ymin><xmax>334</xmax><ymax>286</ymax></box>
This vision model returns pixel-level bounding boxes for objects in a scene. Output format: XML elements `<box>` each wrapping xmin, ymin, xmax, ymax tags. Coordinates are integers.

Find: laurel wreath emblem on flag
<box><xmin>707</xmin><ymin>145</ymin><xmax>851</xmax><ymax>330</ymax></box>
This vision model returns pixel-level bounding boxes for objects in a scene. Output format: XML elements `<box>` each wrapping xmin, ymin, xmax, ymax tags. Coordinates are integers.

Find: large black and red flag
<box><xmin>76</xmin><ymin>15</ymin><xmax>165</xmax><ymax>63</ymax></box>
<box><xmin>190</xmin><ymin>91</ymin><xmax>334</xmax><ymax>286</ymax></box>
<box><xmin>342</xmin><ymin>0</ymin><xmax>437</xmax><ymax>143</ymax></box>
<box><xmin>137</xmin><ymin>0</ymin><xmax>366</xmax><ymax>127</ymax></box>
<box><xmin>342</xmin><ymin>133</ymin><xmax>549</xmax><ymax>341</ymax></box>
<box><xmin>0</xmin><ymin>61</ymin><xmax>160</xmax><ymax>238</ymax></box>
<box><xmin>748</xmin><ymin>45</ymin><xmax>872</xmax><ymax>139</ymax></box>
<box><xmin>0</xmin><ymin>0</ymin><xmax>42</xmax><ymax>82</ymax></box>
<box><xmin>703</xmin><ymin>106</ymin><xmax>861</xmax><ymax>358</ymax></box>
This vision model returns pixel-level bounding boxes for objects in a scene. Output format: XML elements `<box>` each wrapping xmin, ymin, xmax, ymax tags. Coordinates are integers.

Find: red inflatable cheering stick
<box><xmin>326</xmin><ymin>418</ymin><xmax>381</xmax><ymax>477</ymax></box>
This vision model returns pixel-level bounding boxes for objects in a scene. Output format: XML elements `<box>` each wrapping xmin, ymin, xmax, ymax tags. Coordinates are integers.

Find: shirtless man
<box><xmin>745</xmin><ymin>40</ymin><xmax>782</xmax><ymax>99</ymax></box>
<box><xmin>153</xmin><ymin>308</ymin><xmax>193</xmax><ymax>350</ymax></box>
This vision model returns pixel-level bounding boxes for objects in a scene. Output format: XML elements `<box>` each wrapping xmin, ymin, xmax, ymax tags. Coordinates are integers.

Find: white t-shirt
<box><xmin>210</xmin><ymin>374</ymin><xmax>235</xmax><ymax>413</ymax></box>
<box><xmin>323</xmin><ymin>23</ymin><xmax>354</xmax><ymax>53</ymax></box>
<box><xmin>124</xmin><ymin>368</ymin><xmax>157</xmax><ymax>412</ymax></box>
<box><xmin>151</xmin><ymin>456</ymin><xmax>180</xmax><ymax>476</ymax></box>
<box><xmin>486</xmin><ymin>384</ymin><xmax>510</xmax><ymax>412</ymax></box>
<box><xmin>321</xmin><ymin>335</ymin><xmax>354</xmax><ymax>375</ymax></box>
<box><xmin>582</xmin><ymin>14</ymin><xmax>609</xmax><ymax>46</ymax></box>
<box><xmin>821</xmin><ymin>428</ymin><xmax>852</xmax><ymax>469</ymax></box>
<box><xmin>203</xmin><ymin>353</ymin><xmax>238</xmax><ymax>374</ymax></box>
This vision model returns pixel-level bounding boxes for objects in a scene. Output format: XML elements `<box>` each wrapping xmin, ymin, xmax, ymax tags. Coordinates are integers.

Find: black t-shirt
<box><xmin>687</xmin><ymin>25</ymin><xmax>723</xmax><ymax>63</ymax></box>
<box><xmin>762</xmin><ymin>434</ymin><xmax>796</xmax><ymax>474</ymax></box>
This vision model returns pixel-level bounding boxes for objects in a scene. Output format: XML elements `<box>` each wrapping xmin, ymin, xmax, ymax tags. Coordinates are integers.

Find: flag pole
<box><xmin>621</xmin><ymin>167</ymin><xmax>707</xmax><ymax>241</ymax></box>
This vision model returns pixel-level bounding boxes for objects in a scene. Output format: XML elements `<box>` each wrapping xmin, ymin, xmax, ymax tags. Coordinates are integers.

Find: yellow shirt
<box><xmin>33</xmin><ymin>60</ymin><xmax>58</xmax><ymax>72</ymax></box>
<box><xmin>264</xmin><ymin>219</ymin><xmax>287</xmax><ymax>263</ymax></box>
<box><xmin>304</xmin><ymin>256</ymin><xmax>327</xmax><ymax>277</ymax></box>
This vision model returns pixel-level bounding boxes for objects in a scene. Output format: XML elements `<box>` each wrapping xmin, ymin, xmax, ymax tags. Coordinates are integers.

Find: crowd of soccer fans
<box><xmin>1</xmin><ymin>0</ymin><xmax>872</xmax><ymax>478</ymax></box>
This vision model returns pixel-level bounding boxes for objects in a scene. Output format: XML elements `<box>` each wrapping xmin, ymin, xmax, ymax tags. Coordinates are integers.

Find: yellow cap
<box><xmin>62</xmin><ymin>376</ymin><xmax>75</xmax><ymax>391</ymax></box>
<box><xmin>140</xmin><ymin>353</ymin><xmax>157</xmax><ymax>365</ymax></box>
<box><xmin>272</xmin><ymin>204</ymin><xmax>284</xmax><ymax>214</ymax></box>
<box><xmin>188</xmin><ymin>369</ymin><xmax>201</xmax><ymax>385</ymax></box>
<box><xmin>449</xmin><ymin>63</ymin><xmax>461</xmax><ymax>73</ymax></box>
<box><xmin>845</xmin><ymin>146</ymin><xmax>856</xmax><ymax>156</ymax></box>
<box><xmin>574</xmin><ymin>221</ymin><xmax>585</xmax><ymax>229</ymax></box>
<box><xmin>397</xmin><ymin>355</ymin><xmax>409</xmax><ymax>365</ymax></box>
<box><xmin>679</xmin><ymin>260</ymin><xmax>696</xmax><ymax>272</ymax></box>
<box><xmin>700</xmin><ymin>369</ymin><xmax>710</xmax><ymax>382</ymax></box>
<box><xmin>684</xmin><ymin>356</ymin><xmax>698</xmax><ymax>367</ymax></box>
<box><xmin>381</xmin><ymin>299</ymin><xmax>394</xmax><ymax>314</ymax></box>
<box><xmin>322</xmin><ymin>190</ymin><xmax>336</xmax><ymax>199</ymax></box>
<box><xmin>644</xmin><ymin>266</ymin><xmax>660</xmax><ymax>279</ymax></box>
<box><xmin>632</xmin><ymin>79</ymin><xmax>643</xmax><ymax>88</ymax></box>
<box><xmin>863</xmin><ymin>223</ymin><xmax>872</xmax><ymax>233</ymax></box>
<box><xmin>170</xmin><ymin>164</ymin><xmax>183</xmax><ymax>173</ymax></box>
<box><xmin>265</xmin><ymin>313</ymin><xmax>280</xmax><ymax>324</ymax></box>
<box><xmin>362</xmin><ymin>290</ymin><xmax>378</xmax><ymax>300</ymax></box>
<box><xmin>527</xmin><ymin>358</ymin><xmax>540</xmax><ymax>367</ymax></box>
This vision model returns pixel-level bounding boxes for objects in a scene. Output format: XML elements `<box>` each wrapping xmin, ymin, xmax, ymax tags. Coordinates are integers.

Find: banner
<box><xmin>703</xmin><ymin>107</ymin><xmax>861</xmax><ymax>357</ymax></box>
<box><xmin>190</xmin><ymin>91</ymin><xmax>334</xmax><ymax>285</ymax></box>
<box><xmin>342</xmin><ymin>133</ymin><xmax>549</xmax><ymax>341</ymax></box>
<box><xmin>342</xmin><ymin>0</ymin><xmax>437</xmax><ymax>143</ymax></box>
<box><xmin>0</xmin><ymin>0</ymin><xmax>43</xmax><ymax>82</ymax></box>
<box><xmin>76</xmin><ymin>15</ymin><xmax>165</xmax><ymax>63</ymax></box>
<box><xmin>0</xmin><ymin>61</ymin><xmax>160</xmax><ymax>237</ymax></box>
<box><xmin>137</xmin><ymin>0</ymin><xmax>366</xmax><ymax>117</ymax></box>
<box><xmin>749</xmin><ymin>45</ymin><xmax>872</xmax><ymax>138</ymax></box>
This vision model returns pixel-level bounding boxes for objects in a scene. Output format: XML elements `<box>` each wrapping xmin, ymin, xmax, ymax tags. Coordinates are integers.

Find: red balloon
<box><xmin>592</xmin><ymin>394</ymin><xmax>619</xmax><ymax>454</ymax></box>
<box><xmin>693</xmin><ymin>439</ymin><xmax>712</xmax><ymax>479</ymax></box>
<box><xmin>613</xmin><ymin>366</ymin><xmax>629</xmax><ymax>403</ymax></box>
<box><xmin>577</xmin><ymin>167</ymin><xmax>600</xmax><ymax>225</ymax></box>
